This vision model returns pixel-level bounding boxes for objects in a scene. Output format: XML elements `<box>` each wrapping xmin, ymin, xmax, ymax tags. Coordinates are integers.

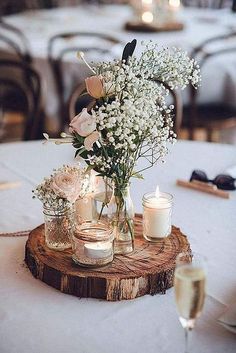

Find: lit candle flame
<box><xmin>155</xmin><ymin>185</ymin><xmax>160</xmax><ymax>199</ymax></box>
<box><xmin>142</xmin><ymin>11</ymin><xmax>154</xmax><ymax>23</ymax></box>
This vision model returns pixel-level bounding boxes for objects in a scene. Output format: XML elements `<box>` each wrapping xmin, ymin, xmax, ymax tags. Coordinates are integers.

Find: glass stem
<box><xmin>184</xmin><ymin>328</ymin><xmax>189</xmax><ymax>353</ymax></box>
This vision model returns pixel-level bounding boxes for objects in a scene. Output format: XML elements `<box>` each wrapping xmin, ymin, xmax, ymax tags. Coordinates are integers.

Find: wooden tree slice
<box><xmin>25</xmin><ymin>214</ymin><xmax>190</xmax><ymax>301</ymax></box>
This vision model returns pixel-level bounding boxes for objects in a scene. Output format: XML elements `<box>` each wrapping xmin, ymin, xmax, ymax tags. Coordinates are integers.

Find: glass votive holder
<box><xmin>43</xmin><ymin>206</ymin><xmax>74</xmax><ymax>251</ymax></box>
<box><xmin>142</xmin><ymin>192</ymin><xmax>173</xmax><ymax>241</ymax></box>
<box><xmin>75</xmin><ymin>195</ymin><xmax>97</xmax><ymax>224</ymax></box>
<box><xmin>93</xmin><ymin>190</ymin><xmax>112</xmax><ymax>221</ymax></box>
<box><xmin>72</xmin><ymin>221</ymin><xmax>114</xmax><ymax>267</ymax></box>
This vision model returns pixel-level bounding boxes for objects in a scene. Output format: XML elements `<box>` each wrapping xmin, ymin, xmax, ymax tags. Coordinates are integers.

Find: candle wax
<box><xmin>84</xmin><ymin>242</ymin><xmax>112</xmax><ymax>259</ymax></box>
<box><xmin>143</xmin><ymin>195</ymin><xmax>172</xmax><ymax>238</ymax></box>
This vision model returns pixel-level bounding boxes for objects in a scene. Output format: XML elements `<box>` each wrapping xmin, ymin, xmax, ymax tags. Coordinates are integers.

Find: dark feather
<box><xmin>121</xmin><ymin>39</ymin><xmax>137</xmax><ymax>63</ymax></box>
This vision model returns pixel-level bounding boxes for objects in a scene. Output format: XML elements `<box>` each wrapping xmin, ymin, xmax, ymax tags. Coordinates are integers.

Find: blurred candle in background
<box><xmin>169</xmin><ymin>0</ymin><xmax>181</xmax><ymax>9</ymax></box>
<box><xmin>141</xmin><ymin>0</ymin><xmax>154</xmax><ymax>23</ymax></box>
<box><xmin>168</xmin><ymin>0</ymin><xmax>181</xmax><ymax>22</ymax></box>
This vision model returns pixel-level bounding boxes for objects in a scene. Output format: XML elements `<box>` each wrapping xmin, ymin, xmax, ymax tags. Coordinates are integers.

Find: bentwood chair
<box><xmin>0</xmin><ymin>19</ymin><xmax>32</xmax><ymax>63</ymax></box>
<box><xmin>48</xmin><ymin>32</ymin><xmax>121</xmax><ymax>131</ymax></box>
<box><xmin>0</xmin><ymin>1</ymin><xmax>55</xmax><ymax>15</ymax></box>
<box><xmin>184</xmin><ymin>32</ymin><xmax>236</xmax><ymax>141</ymax></box>
<box><xmin>68</xmin><ymin>80</ymin><xmax>183</xmax><ymax>137</ymax></box>
<box><xmin>0</xmin><ymin>59</ymin><xmax>43</xmax><ymax>141</ymax></box>
<box><xmin>68</xmin><ymin>82</ymin><xmax>91</xmax><ymax>120</ymax></box>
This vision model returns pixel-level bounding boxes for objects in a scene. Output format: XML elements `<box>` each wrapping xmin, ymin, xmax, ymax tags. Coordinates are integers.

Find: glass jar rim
<box><xmin>43</xmin><ymin>205</ymin><xmax>73</xmax><ymax>216</ymax></box>
<box><xmin>74</xmin><ymin>220</ymin><xmax>113</xmax><ymax>242</ymax></box>
<box><xmin>142</xmin><ymin>192</ymin><xmax>173</xmax><ymax>208</ymax></box>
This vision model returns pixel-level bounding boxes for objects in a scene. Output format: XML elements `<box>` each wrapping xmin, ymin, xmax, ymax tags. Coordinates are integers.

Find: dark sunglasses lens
<box><xmin>214</xmin><ymin>174</ymin><xmax>236</xmax><ymax>190</ymax></box>
<box><xmin>190</xmin><ymin>170</ymin><xmax>208</xmax><ymax>182</ymax></box>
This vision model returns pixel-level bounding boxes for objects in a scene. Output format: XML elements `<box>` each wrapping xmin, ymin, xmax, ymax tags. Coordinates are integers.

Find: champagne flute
<box><xmin>174</xmin><ymin>252</ymin><xmax>207</xmax><ymax>353</ymax></box>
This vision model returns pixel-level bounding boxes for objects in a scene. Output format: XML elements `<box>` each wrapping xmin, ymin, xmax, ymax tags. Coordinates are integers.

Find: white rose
<box><xmin>69</xmin><ymin>108</ymin><xmax>96</xmax><ymax>137</ymax></box>
<box><xmin>51</xmin><ymin>172</ymin><xmax>81</xmax><ymax>203</ymax></box>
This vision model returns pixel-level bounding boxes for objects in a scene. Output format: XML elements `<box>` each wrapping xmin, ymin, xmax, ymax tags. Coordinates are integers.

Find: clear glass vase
<box><xmin>43</xmin><ymin>206</ymin><xmax>74</xmax><ymax>251</ymax></box>
<box><xmin>107</xmin><ymin>185</ymin><xmax>134</xmax><ymax>254</ymax></box>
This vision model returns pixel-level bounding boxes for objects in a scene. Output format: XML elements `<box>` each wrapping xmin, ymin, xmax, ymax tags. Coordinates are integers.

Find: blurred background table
<box><xmin>1</xmin><ymin>4</ymin><xmax>236</xmax><ymax>141</ymax></box>
<box><xmin>0</xmin><ymin>139</ymin><xmax>236</xmax><ymax>352</ymax></box>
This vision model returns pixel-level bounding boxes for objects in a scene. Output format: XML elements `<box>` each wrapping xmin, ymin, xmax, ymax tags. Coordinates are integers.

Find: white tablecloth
<box><xmin>0</xmin><ymin>140</ymin><xmax>236</xmax><ymax>353</ymax></box>
<box><xmin>2</xmin><ymin>5</ymin><xmax>236</xmax><ymax>125</ymax></box>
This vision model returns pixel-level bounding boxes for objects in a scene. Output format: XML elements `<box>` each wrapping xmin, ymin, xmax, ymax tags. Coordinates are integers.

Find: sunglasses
<box><xmin>190</xmin><ymin>170</ymin><xmax>236</xmax><ymax>191</ymax></box>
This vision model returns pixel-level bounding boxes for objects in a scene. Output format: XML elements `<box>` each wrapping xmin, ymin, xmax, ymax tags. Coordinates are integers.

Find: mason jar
<box><xmin>43</xmin><ymin>206</ymin><xmax>74</xmax><ymax>251</ymax></box>
<box><xmin>142</xmin><ymin>192</ymin><xmax>173</xmax><ymax>241</ymax></box>
<box><xmin>72</xmin><ymin>221</ymin><xmax>114</xmax><ymax>267</ymax></box>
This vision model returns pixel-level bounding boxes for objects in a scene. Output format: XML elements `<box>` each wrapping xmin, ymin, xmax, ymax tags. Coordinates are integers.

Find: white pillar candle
<box><xmin>84</xmin><ymin>241</ymin><xmax>112</xmax><ymax>259</ymax></box>
<box><xmin>143</xmin><ymin>186</ymin><xmax>173</xmax><ymax>241</ymax></box>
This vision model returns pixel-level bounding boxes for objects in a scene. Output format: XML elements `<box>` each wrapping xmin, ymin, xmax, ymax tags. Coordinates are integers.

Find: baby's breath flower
<box><xmin>51</xmin><ymin>41</ymin><xmax>200</xmax><ymax>187</ymax></box>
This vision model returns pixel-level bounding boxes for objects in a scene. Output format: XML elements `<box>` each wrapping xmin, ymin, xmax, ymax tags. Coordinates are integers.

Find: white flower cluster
<box><xmin>52</xmin><ymin>41</ymin><xmax>200</xmax><ymax>187</ymax></box>
<box><xmin>130</xmin><ymin>42</ymin><xmax>201</xmax><ymax>90</ymax></box>
<box><xmin>33</xmin><ymin>165</ymin><xmax>90</xmax><ymax>210</ymax></box>
<box><xmin>83</xmin><ymin>42</ymin><xmax>201</xmax><ymax>182</ymax></box>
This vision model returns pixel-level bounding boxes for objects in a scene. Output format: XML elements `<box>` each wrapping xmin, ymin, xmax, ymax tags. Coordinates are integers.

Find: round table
<box><xmin>0</xmin><ymin>139</ymin><xmax>235</xmax><ymax>353</ymax></box>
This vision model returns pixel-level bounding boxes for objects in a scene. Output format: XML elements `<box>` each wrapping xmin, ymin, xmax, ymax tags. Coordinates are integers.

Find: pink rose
<box><xmin>69</xmin><ymin>108</ymin><xmax>96</xmax><ymax>137</ymax></box>
<box><xmin>84</xmin><ymin>131</ymin><xmax>100</xmax><ymax>151</ymax></box>
<box><xmin>51</xmin><ymin>172</ymin><xmax>81</xmax><ymax>203</ymax></box>
<box><xmin>85</xmin><ymin>75</ymin><xmax>105</xmax><ymax>99</ymax></box>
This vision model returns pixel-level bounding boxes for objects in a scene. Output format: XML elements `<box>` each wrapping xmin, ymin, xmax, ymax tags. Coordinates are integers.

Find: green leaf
<box><xmin>85</xmin><ymin>164</ymin><xmax>95</xmax><ymax>173</ymax></box>
<box><xmin>131</xmin><ymin>172</ymin><xmax>144</xmax><ymax>180</ymax></box>
<box><xmin>74</xmin><ymin>133</ymin><xmax>85</xmax><ymax>143</ymax></box>
<box><xmin>75</xmin><ymin>148</ymin><xmax>86</xmax><ymax>158</ymax></box>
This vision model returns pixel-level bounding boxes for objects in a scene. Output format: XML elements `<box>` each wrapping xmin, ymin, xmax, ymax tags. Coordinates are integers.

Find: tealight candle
<box><xmin>84</xmin><ymin>241</ymin><xmax>112</xmax><ymax>259</ymax></box>
<box><xmin>72</xmin><ymin>221</ymin><xmax>114</xmax><ymax>267</ymax></box>
<box><xmin>142</xmin><ymin>186</ymin><xmax>173</xmax><ymax>241</ymax></box>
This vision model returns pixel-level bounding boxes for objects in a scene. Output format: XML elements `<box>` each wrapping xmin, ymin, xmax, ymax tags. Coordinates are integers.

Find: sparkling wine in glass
<box><xmin>174</xmin><ymin>252</ymin><xmax>207</xmax><ymax>353</ymax></box>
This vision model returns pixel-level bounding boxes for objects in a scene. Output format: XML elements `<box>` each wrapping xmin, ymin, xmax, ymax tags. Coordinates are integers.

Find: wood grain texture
<box><xmin>25</xmin><ymin>214</ymin><xmax>190</xmax><ymax>301</ymax></box>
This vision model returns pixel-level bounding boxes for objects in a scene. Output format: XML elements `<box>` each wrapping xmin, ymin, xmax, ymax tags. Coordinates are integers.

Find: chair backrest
<box><xmin>192</xmin><ymin>31</ymin><xmax>236</xmax><ymax>57</ymax></box>
<box><xmin>0</xmin><ymin>59</ymin><xmax>42</xmax><ymax>140</ymax></box>
<box><xmin>188</xmin><ymin>31</ymin><xmax>236</xmax><ymax>135</ymax></box>
<box><xmin>0</xmin><ymin>20</ymin><xmax>32</xmax><ymax>63</ymax></box>
<box><xmin>68</xmin><ymin>82</ymin><xmax>95</xmax><ymax>121</ymax></box>
<box><xmin>48</xmin><ymin>31</ymin><xmax>121</xmax><ymax>129</ymax></box>
<box><xmin>48</xmin><ymin>32</ymin><xmax>121</xmax><ymax>60</ymax></box>
<box><xmin>190</xmin><ymin>31</ymin><xmax>236</xmax><ymax>96</ymax></box>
